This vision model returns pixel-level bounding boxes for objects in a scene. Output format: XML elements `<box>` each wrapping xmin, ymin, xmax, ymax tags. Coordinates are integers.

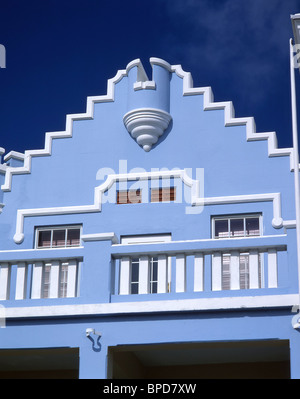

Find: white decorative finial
<box><xmin>123</xmin><ymin>108</ymin><xmax>172</xmax><ymax>152</ymax></box>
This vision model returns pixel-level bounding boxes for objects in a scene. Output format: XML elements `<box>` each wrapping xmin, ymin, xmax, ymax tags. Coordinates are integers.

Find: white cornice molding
<box><xmin>81</xmin><ymin>232</ymin><xmax>119</xmax><ymax>244</ymax></box>
<box><xmin>1</xmin><ymin>58</ymin><xmax>297</xmax><ymax>192</ymax></box>
<box><xmin>2</xmin><ymin>294</ymin><xmax>297</xmax><ymax>319</ymax></box>
<box><xmin>3</xmin><ymin>151</ymin><xmax>25</xmax><ymax>162</ymax></box>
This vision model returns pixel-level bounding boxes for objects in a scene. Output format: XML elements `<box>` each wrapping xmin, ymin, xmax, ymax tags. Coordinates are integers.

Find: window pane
<box><xmin>131</xmin><ymin>283</ymin><xmax>139</xmax><ymax>295</ymax></box>
<box><xmin>215</xmin><ymin>220</ymin><xmax>229</xmax><ymax>238</ymax></box>
<box><xmin>230</xmin><ymin>219</ymin><xmax>244</xmax><ymax>237</ymax></box>
<box><xmin>150</xmin><ymin>257</ymin><xmax>158</xmax><ymax>294</ymax></box>
<box><xmin>42</xmin><ymin>264</ymin><xmax>51</xmax><ymax>298</ymax></box>
<box><xmin>151</xmin><ymin>258</ymin><xmax>158</xmax><ymax>281</ymax></box>
<box><xmin>38</xmin><ymin>230</ymin><xmax>51</xmax><ymax>248</ymax></box>
<box><xmin>151</xmin><ymin>188</ymin><xmax>176</xmax><ymax>202</ymax></box>
<box><xmin>222</xmin><ymin>255</ymin><xmax>231</xmax><ymax>290</ymax></box>
<box><xmin>131</xmin><ymin>259</ymin><xmax>139</xmax><ymax>283</ymax></box>
<box><xmin>151</xmin><ymin>282</ymin><xmax>158</xmax><ymax>294</ymax></box>
<box><xmin>52</xmin><ymin>230</ymin><xmax>66</xmax><ymax>247</ymax></box>
<box><xmin>128</xmin><ymin>189</ymin><xmax>141</xmax><ymax>204</ymax></box>
<box><xmin>67</xmin><ymin>229</ymin><xmax>80</xmax><ymax>246</ymax></box>
<box><xmin>240</xmin><ymin>254</ymin><xmax>249</xmax><ymax>289</ymax></box>
<box><xmin>59</xmin><ymin>263</ymin><xmax>68</xmax><ymax>298</ymax></box>
<box><xmin>246</xmin><ymin>218</ymin><xmax>260</xmax><ymax>236</ymax></box>
<box><xmin>117</xmin><ymin>190</ymin><xmax>141</xmax><ymax>204</ymax></box>
<box><xmin>117</xmin><ymin>191</ymin><xmax>128</xmax><ymax>204</ymax></box>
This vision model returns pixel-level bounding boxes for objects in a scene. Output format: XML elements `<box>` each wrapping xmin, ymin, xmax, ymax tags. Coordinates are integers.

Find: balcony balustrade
<box><xmin>0</xmin><ymin>236</ymin><xmax>289</xmax><ymax>304</ymax></box>
<box><xmin>111</xmin><ymin>237</ymin><xmax>288</xmax><ymax>298</ymax></box>
<box><xmin>0</xmin><ymin>255</ymin><xmax>81</xmax><ymax>300</ymax></box>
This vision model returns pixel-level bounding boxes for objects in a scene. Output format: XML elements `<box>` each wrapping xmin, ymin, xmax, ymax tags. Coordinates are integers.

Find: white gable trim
<box><xmin>1</xmin><ymin>58</ymin><xmax>297</xmax><ymax>192</ymax></box>
<box><xmin>150</xmin><ymin>58</ymin><xmax>295</xmax><ymax>171</ymax></box>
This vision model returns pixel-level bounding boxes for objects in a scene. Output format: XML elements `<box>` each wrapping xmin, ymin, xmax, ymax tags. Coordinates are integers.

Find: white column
<box><xmin>157</xmin><ymin>255</ymin><xmax>167</xmax><ymax>293</ymax></box>
<box><xmin>0</xmin><ymin>263</ymin><xmax>10</xmax><ymax>300</ymax></box>
<box><xmin>268</xmin><ymin>249</ymin><xmax>278</xmax><ymax>288</ymax></box>
<box><xmin>167</xmin><ymin>256</ymin><xmax>172</xmax><ymax>292</ymax></box>
<box><xmin>194</xmin><ymin>254</ymin><xmax>204</xmax><ymax>292</ymax></box>
<box><xmin>66</xmin><ymin>260</ymin><xmax>77</xmax><ymax>297</ymax></box>
<box><xmin>138</xmin><ymin>256</ymin><xmax>149</xmax><ymax>294</ymax></box>
<box><xmin>212</xmin><ymin>252</ymin><xmax>222</xmax><ymax>291</ymax></box>
<box><xmin>15</xmin><ymin>262</ymin><xmax>27</xmax><ymax>300</ymax></box>
<box><xmin>49</xmin><ymin>260</ymin><xmax>60</xmax><ymax>298</ymax></box>
<box><xmin>119</xmin><ymin>257</ymin><xmax>130</xmax><ymax>295</ymax></box>
<box><xmin>230</xmin><ymin>251</ymin><xmax>240</xmax><ymax>290</ymax></box>
<box><xmin>176</xmin><ymin>254</ymin><xmax>186</xmax><ymax>293</ymax></box>
<box><xmin>31</xmin><ymin>262</ymin><xmax>43</xmax><ymax>299</ymax></box>
<box><xmin>249</xmin><ymin>250</ymin><xmax>259</xmax><ymax>289</ymax></box>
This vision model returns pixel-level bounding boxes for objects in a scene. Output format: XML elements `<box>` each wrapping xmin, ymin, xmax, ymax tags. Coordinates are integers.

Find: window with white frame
<box><xmin>130</xmin><ymin>258</ymin><xmax>140</xmax><ymax>294</ymax></box>
<box><xmin>128</xmin><ymin>256</ymin><xmax>159</xmax><ymax>295</ymax></box>
<box><xmin>119</xmin><ymin>234</ymin><xmax>171</xmax><ymax>295</ymax></box>
<box><xmin>213</xmin><ymin>215</ymin><xmax>261</xmax><ymax>239</ymax></box>
<box><xmin>149</xmin><ymin>256</ymin><xmax>158</xmax><ymax>294</ymax></box>
<box><xmin>212</xmin><ymin>215</ymin><xmax>262</xmax><ymax>290</ymax></box>
<box><xmin>35</xmin><ymin>226</ymin><xmax>81</xmax><ymax>249</ymax></box>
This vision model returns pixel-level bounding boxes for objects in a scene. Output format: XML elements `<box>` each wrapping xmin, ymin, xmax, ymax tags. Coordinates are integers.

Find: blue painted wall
<box><xmin>0</xmin><ymin>59</ymin><xmax>299</xmax><ymax>378</ymax></box>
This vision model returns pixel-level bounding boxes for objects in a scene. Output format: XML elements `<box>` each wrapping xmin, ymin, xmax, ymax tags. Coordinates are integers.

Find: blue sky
<box><xmin>0</xmin><ymin>0</ymin><xmax>300</xmax><ymax>154</ymax></box>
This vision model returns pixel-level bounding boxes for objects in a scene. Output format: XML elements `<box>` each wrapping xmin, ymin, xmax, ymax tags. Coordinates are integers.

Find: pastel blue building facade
<box><xmin>0</xmin><ymin>58</ymin><xmax>299</xmax><ymax>378</ymax></box>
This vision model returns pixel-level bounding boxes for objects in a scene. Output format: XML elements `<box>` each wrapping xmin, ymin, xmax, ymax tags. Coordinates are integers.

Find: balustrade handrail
<box><xmin>0</xmin><ymin>247</ymin><xmax>84</xmax><ymax>264</ymax></box>
<box><xmin>111</xmin><ymin>235</ymin><xmax>287</xmax><ymax>259</ymax></box>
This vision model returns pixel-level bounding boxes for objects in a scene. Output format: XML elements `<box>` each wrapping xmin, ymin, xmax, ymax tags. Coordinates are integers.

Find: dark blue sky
<box><xmin>0</xmin><ymin>0</ymin><xmax>300</xmax><ymax>154</ymax></box>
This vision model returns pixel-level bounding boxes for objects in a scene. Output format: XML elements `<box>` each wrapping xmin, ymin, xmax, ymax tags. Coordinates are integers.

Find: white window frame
<box><xmin>212</xmin><ymin>214</ymin><xmax>262</xmax><ymax>239</ymax></box>
<box><xmin>120</xmin><ymin>234</ymin><xmax>172</xmax><ymax>245</ymax></box>
<box><xmin>35</xmin><ymin>225</ymin><xmax>82</xmax><ymax>249</ymax></box>
<box><xmin>120</xmin><ymin>234</ymin><xmax>171</xmax><ymax>295</ymax></box>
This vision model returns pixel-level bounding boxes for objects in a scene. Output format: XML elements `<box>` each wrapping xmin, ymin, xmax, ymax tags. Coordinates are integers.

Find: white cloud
<box><xmin>160</xmin><ymin>0</ymin><xmax>299</xmax><ymax>104</ymax></box>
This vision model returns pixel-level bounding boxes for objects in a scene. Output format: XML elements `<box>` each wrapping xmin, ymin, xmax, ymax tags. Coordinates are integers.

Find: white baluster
<box><xmin>249</xmin><ymin>250</ymin><xmax>259</xmax><ymax>289</ymax></box>
<box><xmin>49</xmin><ymin>260</ymin><xmax>60</xmax><ymax>298</ymax></box>
<box><xmin>0</xmin><ymin>263</ymin><xmax>10</xmax><ymax>300</ymax></box>
<box><xmin>66</xmin><ymin>260</ymin><xmax>77</xmax><ymax>298</ymax></box>
<box><xmin>212</xmin><ymin>252</ymin><xmax>222</xmax><ymax>291</ymax></box>
<box><xmin>194</xmin><ymin>254</ymin><xmax>204</xmax><ymax>292</ymax></box>
<box><xmin>119</xmin><ymin>257</ymin><xmax>130</xmax><ymax>295</ymax></box>
<box><xmin>268</xmin><ymin>249</ymin><xmax>278</xmax><ymax>288</ymax></box>
<box><xmin>176</xmin><ymin>254</ymin><xmax>186</xmax><ymax>293</ymax></box>
<box><xmin>31</xmin><ymin>262</ymin><xmax>43</xmax><ymax>299</ymax></box>
<box><xmin>230</xmin><ymin>251</ymin><xmax>240</xmax><ymax>290</ymax></box>
<box><xmin>157</xmin><ymin>255</ymin><xmax>167</xmax><ymax>293</ymax></box>
<box><xmin>138</xmin><ymin>256</ymin><xmax>149</xmax><ymax>294</ymax></box>
<box><xmin>15</xmin><ymin>262</ymin><xmax>27</xmax><ymax>300</ymax></box>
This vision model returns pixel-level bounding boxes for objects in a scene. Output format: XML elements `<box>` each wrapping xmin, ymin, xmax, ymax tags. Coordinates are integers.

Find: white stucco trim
<box><xmin>3</xmin><ymin>294</ymin><xmax>298</xmax><ymax>319</ymax></box>
<box><xmin>13</xmin><ymin>166</ymin><xmax>285</xmax><ymax>243</ymax></box>
<box><xmin>3</xmin><ymin>151</ymin><xmax>25</xmax><ymax>162</ymax></box>
<box><xmin>193</xmin><ymin>192</ymin><xmax>284</xmax><ymax>229</ymax></box>
<box><xmin>1</xmin><ymin>58</ymin><xmax>297</xmax><ymax>192</ymax></box>
<box><xmin>150</xmin><ymin>57</ymin><xmax>296</xmax><ymax>171</ymax></box>
<box><xmin>81</xmin><ymin>232</ymin><xmax>118</xmax><ymax>244</ymax></box>
<box><xmin>0</xmin><ymin>59</ymin><xmax>145</xmax><ymax>192</ymax></box>
<box><xmin>13</xmin><ymin>169</ymin><xmax>200</xmax><ymax>243</ymax></box>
